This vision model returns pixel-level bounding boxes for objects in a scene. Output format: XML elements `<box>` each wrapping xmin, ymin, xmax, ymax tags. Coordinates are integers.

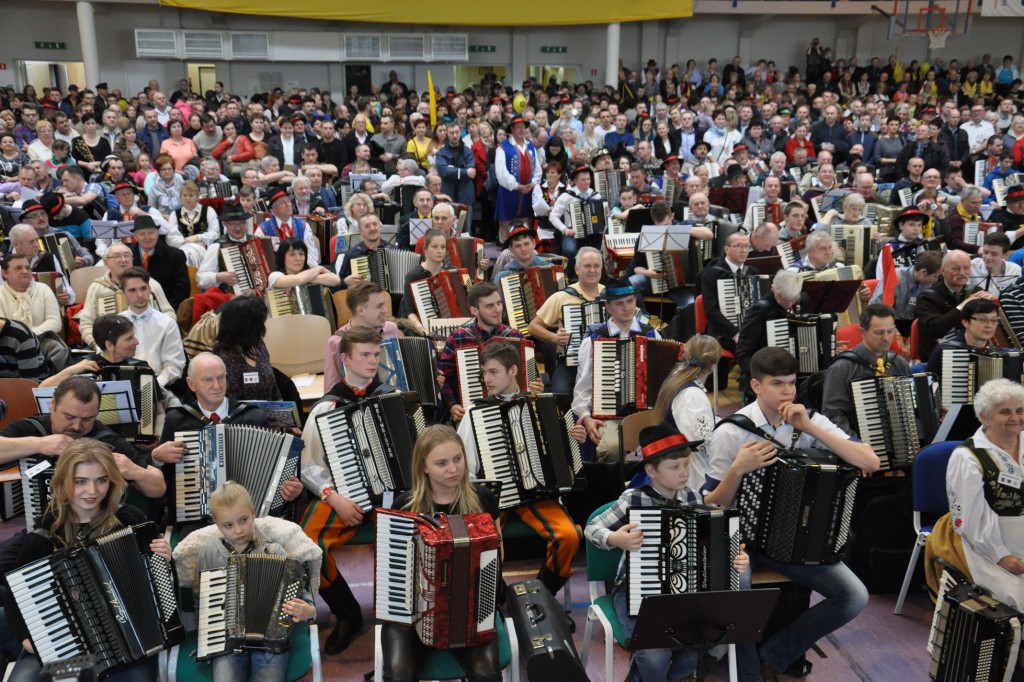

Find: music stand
<box><xmin>89</xmin><ymin>220</ymin><xmax>134</xmax><ymax>240</ymax></box>
<box><xmin>932</xmin><ymin>403</ymin><xmax>980</xmax><ymax>444</ymax></box>
<box><xmin>746</xmin><ymin>255</ymin><xmax>783</xmax><ymax>276</ymax></box>
<box><xmin>637</xmin><ymin>225</ymin><xmax>692</xmax><ymax>252</ymax></box>
<box><xmin>801</xmin><ymin>279</ymin><xmax>861</xmax><ymax>315</ymax></box>
<box><xmin>630</xmin><ymin>589</ymin><xmax>780</xmax><ymax>682</ymax></box>
<box><xmin>625</xmin><ymin>207</ymin><xmax>653</xmax><ymax>234</ymax></box>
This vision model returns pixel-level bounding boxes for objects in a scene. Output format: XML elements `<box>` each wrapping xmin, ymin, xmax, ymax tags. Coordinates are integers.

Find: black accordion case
<box><xmin>506</xmin><ymin>580</ymin><xmax>588</xmax><ymax>682</ymax></box>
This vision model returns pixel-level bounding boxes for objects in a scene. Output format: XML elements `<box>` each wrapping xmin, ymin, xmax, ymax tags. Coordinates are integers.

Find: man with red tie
<box><xmin>128</xmin><ymin>215</ymin><xmax>190</xmax><ymax>311</ymax></box>
<box><xmin>255</xmin><ymin>183</ymin><xmax>320</xmax><ymax>267</ymax></box>
<box><xmin>494</xmin><ymin>116</ymin><xmax>541</xmax><ymax>244</ymax></box>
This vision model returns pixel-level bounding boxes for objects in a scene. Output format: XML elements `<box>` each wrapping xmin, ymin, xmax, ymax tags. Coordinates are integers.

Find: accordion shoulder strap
<box><xmin>961</xmin><ymin>438</ymin><xmax>1024</xmax><ymax>516</ymax></box>
<box><xmin>715</xmin><ymin>410</ymin><xmax>817</xmax><ymax>450</ymax></box>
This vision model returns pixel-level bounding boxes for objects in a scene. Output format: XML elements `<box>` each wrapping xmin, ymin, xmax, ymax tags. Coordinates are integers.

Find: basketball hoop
<box><xmin>927</xmin><ymin>29</ymin><xmax>952</xmax><ymax>49</ymax></box>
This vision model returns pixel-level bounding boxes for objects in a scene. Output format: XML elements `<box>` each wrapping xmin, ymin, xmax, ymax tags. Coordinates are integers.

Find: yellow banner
<box><xmin>157</xmin><ymin>0</ymin><xmax>692</xmax><ymax>25</ymax></box>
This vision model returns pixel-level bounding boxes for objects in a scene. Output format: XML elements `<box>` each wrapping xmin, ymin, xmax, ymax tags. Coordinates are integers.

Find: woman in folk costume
<box><xmin>494</xmin><ymin>116</ymin><xmax>541</xmax><ymax>244</ymax></box>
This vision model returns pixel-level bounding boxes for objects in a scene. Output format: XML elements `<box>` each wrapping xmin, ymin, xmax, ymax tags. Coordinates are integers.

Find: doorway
<box><xmin>20</xmin><ymin>61</ymin><xmax>85</xmax><ymax>94</ymax></box>
<box><xmin>453</xmin><ymin>65</ymin><xmax>508</xmax><ymax>92</ymax></box>
<box><xmin>345</xmin><ymin>64</ymin><xmax>372</xmax><ymax>98</ymax></box>
<box><xmin>187</xmin><ymin>63</ymin><xmax>218</xmax><ymax>98</ymax></box>
<box><xmin>527</xmin><ymin>65</ymin><xmax>582</xmax><ymax>91</ymax></box>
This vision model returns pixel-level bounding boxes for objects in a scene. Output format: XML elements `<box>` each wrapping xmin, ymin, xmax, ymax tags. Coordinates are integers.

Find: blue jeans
<box><xmin>752</xmin><ymin>552</ymin><xmax>869</xmax><ymax>673</ymax></box>
<box><xmin>8</xmin><ymin>652</ymin><xmax>157</xmax><ymax>682</ymax></box>
<box><xmin>211</xmin><ymin>649</ymin><xmax>290</xmax><ymax>682</ymax></box>
<box><xmin>550</xmin><ymin>360</ymin><xmax>577</xmax><ymax>396</ymax></box>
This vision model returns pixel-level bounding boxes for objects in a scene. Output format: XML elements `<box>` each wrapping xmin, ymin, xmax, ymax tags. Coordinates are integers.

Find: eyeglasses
<box><xmin>970</xmin><ymin>316</ymin><xmax>1000</xmax><ymax>325</ymax></box>
<box><xmin>105</xmin><ymin>253</ymin><xmax>133</xmax><ymax>261</ymax></box>
<box><xmin>727</xmin><ymin>244</ymin><xmax>751</xmax><ymax>251</ymax></box>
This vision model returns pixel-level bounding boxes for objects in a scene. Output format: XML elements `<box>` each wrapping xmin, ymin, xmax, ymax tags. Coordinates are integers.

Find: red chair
<box><xmin>837</xmin><ymin>322</ymin><xmax>901</xmax><ymax>352</ymax></box>
<box><xmin>695</xmin><ymin>295</ymin><xmax>735</xmax><ymax>412</ymax></box>
<box><xmin>910</xmin><ymin>319</ymin><xmax>920</xmax><ymax>361</ymax></box>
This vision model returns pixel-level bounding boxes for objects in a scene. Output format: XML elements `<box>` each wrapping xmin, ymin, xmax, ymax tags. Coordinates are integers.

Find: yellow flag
<box><xmin>893</xmin><ymin>50</ymin><xmax>904</xmax><ymax>84</ymax></box>
<box><xmin>428</xmin><ymin>70</ymin><xmax>437</xmax><ymax>128</ymax></box>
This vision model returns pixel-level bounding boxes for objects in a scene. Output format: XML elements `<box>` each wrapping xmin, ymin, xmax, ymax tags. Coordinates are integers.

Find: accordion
<box><xmin>375</xmin><ymin>509</ymin><xmax>500</xmax><ymax>649</ymax></box>
<box><xmin>717</xmin><ymin>275</ymin><xmax>768</xmax><ymax>329</ymax></box>
<box><xmin>568</xmin><ymin>198</ymin><xmax>608</xmax><ymax>238</ymax></box>
<box><xmin>993</xmin><ymin>307</ymin><xmax>1023</xmax><ymax>351</ymax></box>
<box><xmin>776</xmin><ymin>234</ymin><xmax>808</xmax><ymax>270</ymax></box>
<box><xmin>447</xmin><ymin>237</ymin><xmax>487</xmax><ymax>283</ymax></box>
<box><xmin>829</xmin><ymin>223</ymin><xmax>878</xmax><ymax>269</ymax></box>
<box><xmin>735</xmin><ymin>449</ymin><xmax>858</xmax><ymax>565</ymax></box>
<box><xmin>644</xmin><ymin>252</ymin><xmax>688</xmax><ymax>293</ymax></box>
<box><xmin>965</xmin><ymin>222</ymin><xmax>999</xmax><ymax>249</ymax></box>
<box><xmin>266</xmin><ymin>283</ymin><xmax>337</xmax><ymax>330</ymax></box>
<box><xmin>852</xmin><ymin>374</ymin><xmax>937</xmax><ymax>471</ymax></box>
<box><xmin>40</xmin><ymin>233</ymin><xmax>77</xmax><ymax>274</ymax></box>
<box><xmin>627</xmin><ymin>505</ymin><xmax>741</xmax><ymax>616</ymax></box>
<box><xmin>410</xmin><ymin>268</ymin><xmax>472</xmax><ymax>321</ymax></box>
<box><xmin>456</xmin><ymin>337</ymin><xmax>538</xmax><ymax>409</ymax></box>
<box><xmin>351</xmin><ymin>247</ymin><xmax>422</xmax><ymax>294</ymax></box>
<box><xmin>96</xmin><ymin>290</ymin><xmax>127</xmax><ymax>316</ymax></box>
<box><xmin>662</xmin><ymin>178</ymin><xmax>682</xmax><ymax>206</ymax></box>
<box><xmin>563</xmin><ymin>301</ymin><xmax>606</xmax><ymax>367</ymax></box>
<box><xmin>6</xmin><ymin>523</ymin><xmax>185</xmax><ymax>675</ymax></box>
<box><xmin>592</xmin><ymin>336</ymin><xmax>683</xmax><ymax>419</ymax></box>
<box><xmin>469</xmin><ymin>393</ymin><xmax>584</xmax><ymax>510</ymax></box>
<box><xmin>197</xmin><ymin>553</ymin><xmax>306</xmax><ymax>660</ymax></box>
<box><xmin>378</xmin><ymin>337</ymin><xmax>440</xmax><ymax>408</ymax></box>
<box><xmin>594</xmin><ymin>170</ymin><xmax>621</xmax><ymax>207</ymax></box>
<box><xmin>33</xmin><ymin>271</ymin><xmax>68</xmax><ymax>303</ymax></box>
<box><xmin>221</xmin><ymin>239</ymin><xmax>273</xmax><ymax>294</ymax></box>
<box><xmin>940</xmin><ymin>347</ymin><xmax>1024</xmax><ymax>409</ymax></box>
<box><xmin>928</xmin><ymin>575</ymin><xmax>1022</xmax><ymax>682</ymax></box>
<box><xmin>96</xmin><ymin>365</ymin><xmax>158</xmax><ymax>444</ymax></box>
<box><xmin>890</xmin><ymin>237</ymin><xmax>946</xmax><ymax>269</ymax></box>
<box><xmin>314</xmin><ymin>392</ymin><xmax>423</xmax><ymax>513</ymax></box>
<box><xmin>198</xmin><ymin>180</ymin><xmax>236</xmax><ymax>200</ymax></box>
<box><xmin>750</xmin><ymin>202</ymin><xmax>783</xmax><ymax>228</ymax></box>
<box><xmin>171</xmin><ymin>424</ymin><xmax>303</xmax><ymax>524</ymax></box>
<box><xmin>19</xmin><ymin>455</ymin><xmax>56</xmax><ymax>531</ymax></box>
<box><xmin>766</xmin><ymin>314</ymin><xmax>836</xmax><ymax>375</ymax></box>
<box><xmin>499</xmin><ymin>265</ymin><xmax>566</xmax><ymax>335</ymax></box>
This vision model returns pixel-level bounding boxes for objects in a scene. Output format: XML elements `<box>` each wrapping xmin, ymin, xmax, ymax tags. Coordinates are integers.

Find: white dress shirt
<box><xmin>571</xmin><ymin>316</ymin><xmax>660</xmax><ymax>419</ymax></box>
<box><xmin>120</xmin><ymin>305</ymin><xmax>185</xmax><ymax>388</ymax></box>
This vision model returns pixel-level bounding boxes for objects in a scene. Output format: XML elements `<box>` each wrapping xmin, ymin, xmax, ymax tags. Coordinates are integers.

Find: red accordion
<box><xmin>499</xmin><ymin>265</ymin><xmax>565</xmax><ymax>334</ymax></box>
<box><xmin>220</xmin><ymin>238</ymin><xmax>273</xmax><ymax>294</ymax></box>
<box><xmin>448</xmin><ymin>237</ymin><xmax>487</xmax><ymax>283</ymax></box>
<box><xmin>410</xmin><ymin>269</ymin><xmax>472</xmax><ymax>321</ymax></box>
<box><xmin>375</xmin><ymin>508</ymin><xmax>501</xmax><ymax>649</ymax></box>
<box><xmin>592</xmin><ymin>336</ymin><xmax>684</xmax><ymax>418</ymax></box>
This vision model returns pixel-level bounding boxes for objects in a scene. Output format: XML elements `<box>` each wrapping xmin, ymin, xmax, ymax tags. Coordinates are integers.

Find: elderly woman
<box><xmin>812</xmin><ymin>192</ymin><xmax>871</xmax><ymax>231</ymax></box>
<box><xmin>947</xmin><ymin>378</ymin><xmax>1024</xmax><ymax>609</ymax></box>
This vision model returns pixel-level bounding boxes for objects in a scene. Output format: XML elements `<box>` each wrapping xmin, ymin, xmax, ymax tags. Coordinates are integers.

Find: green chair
<box><xmin>579</xmin><ymin>502</ymin><xmax>629</xmax><ymax>682</ymax></box>
<box><xmin>372</xmin><ymin>616</ymin><xmax>519</xmax><ymax>681</ymax></box>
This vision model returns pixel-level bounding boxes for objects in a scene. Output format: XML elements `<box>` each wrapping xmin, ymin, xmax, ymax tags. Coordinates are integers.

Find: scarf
<box><xmin>0</xmin><ymin>284</ymin><xmax>36</xmax><ymax>325</ymax></box>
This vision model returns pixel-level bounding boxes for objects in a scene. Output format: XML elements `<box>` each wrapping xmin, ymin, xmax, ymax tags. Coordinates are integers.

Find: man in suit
<box><xmin>699</xmin><ymin>231</ymin><xmax>761</xmax><ymax>358</ymax></box>
<box><xmin>896</xmin><ymin>123</ymin><xmax>949</xmax><ymax>176</ymax></box>
<box><xmin>129</xmin><ymin>214</ymin><xmax>190</xmax><ymax>313</ymax></box>
<box><xmin>396</xmin><ymin>187</ymin><xmax>435</xmax><ymax>252</ymax></box>
<box><xmin>916</xmin><ymin>250</ymin><xmax>996</xmax><ymax>359</ymax></box>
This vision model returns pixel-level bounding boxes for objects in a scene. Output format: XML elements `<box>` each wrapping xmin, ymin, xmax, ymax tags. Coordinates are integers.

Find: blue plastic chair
<box><xmin>893</xmin><ymin>440</ymin><xmax>960</xmax><ymax>615</ymax></box>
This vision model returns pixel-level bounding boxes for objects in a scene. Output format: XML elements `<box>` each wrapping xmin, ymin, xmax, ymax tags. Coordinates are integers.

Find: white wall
<box><xmin>0</xmin><ymin>3</ymin><xmax>1019</xmax><ymax>96</ymax></box>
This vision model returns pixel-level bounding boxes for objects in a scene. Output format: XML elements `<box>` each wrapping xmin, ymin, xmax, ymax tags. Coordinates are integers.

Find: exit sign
<box><xmin>35</xmin><ymin>41</ymin><xmax>66</xmax><ymax>50</ymax></box>
<box><xmin>469</xmin><ymin>45</ymin><xmax>495</xmax><ymax>53</ymax></box>
<box><xmin>540</xmin><ymin>46</ymin><xmax>567</xmax><ymax>54</ymax></box>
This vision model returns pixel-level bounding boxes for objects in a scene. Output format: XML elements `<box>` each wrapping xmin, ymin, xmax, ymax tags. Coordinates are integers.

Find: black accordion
<box><xmin>766</xmin><ymin>314</ymin><xmax>836</xmax><ymax>375</ymax></box>
<box><xmin>313</xmin><ymin>392</ymin><xmax>423</xmax><ymax>513</ymax></box>
<box><xmin>6</xmin><ymin>523</ymin><xmax>185</xmax><ymax>675</ymax></box>
<box><xmin>171</xmin><ymin>424</ymin><xmax>303</xmax><ymax>524</ymax></box>
<box><xmin>351</xmin><ymin>247</ymin><xmax>422</xmax><ymax>294</ymax></box>
<box><xmin>627</xmin><ymin>505</ymin><xmax>741</xmax><ymax>616</ymax></box>
<box><xmin>592</xmin><ymin>336</ymin><xmax>683</xmax><ymax>419</ymax></box>
<box><xmin>940</xmin><ymin>346</ymin><xmax>1024</xmax><ymax>409</ymax></box>
<box><xmin>197</xmin><ymin>553</ymin><xmax>306</xmax><ymax>660</ymax></box>
<box><xmin>379</xmin><ymin>336</ymin><xmax>440</xmax><ymax>408</ymax></box>
<box><xmin>562</xmin><ymin>301</ymin><xmax>605</xmax><ymax>367</ymax></box>
<box><xmin>456</xmin><ymin>337</ymin><xmax>539</xmax><ymax>408</ymax></box>
<box><xmin>568</xmin><ymin>198</ymin><xmax>608</xmax><ymax>238</ymax></box>
<box><xmin>469</xmin><ymin>394</ymin><xmax>584</xmax><ymax>510</ymax></box>
<box><xmin>266</xmin><ymin>283</ymin><xmax>337</xmax><ymax>330</ymax></box>
<box><xmin>716</xmin><ymin>275</ymin><xmax>769</xmax><ymax>328</ymax></box>
<box><xmin>851</xmin><ymin>374</ymin><xmax>938</xmax><ymax>471</ymax></box>
<box><xmin>40</xmin><ymin>654</ymin><xmax>97</xmax><ymax>681</ymax></box>
<box><xmin>928</xmin><ymin>573</ymin><xmax>1022</xmax><ymax>682</ymax></box>
<box><xmin>19</xmin><ymin>455</ymin><xmax>55</xmax><ymax>532</ymax></box>
<box><xmin>735</xmin><ymin>449</ymin><xmax>858</xmax><ymax>565</ymax></box>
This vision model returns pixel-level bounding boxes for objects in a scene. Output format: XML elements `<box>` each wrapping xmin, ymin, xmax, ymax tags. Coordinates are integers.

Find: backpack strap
<box><xmin>714</xmin><ymin>410</ymin><xmax>818</xmax><ymax>450</ymax></box>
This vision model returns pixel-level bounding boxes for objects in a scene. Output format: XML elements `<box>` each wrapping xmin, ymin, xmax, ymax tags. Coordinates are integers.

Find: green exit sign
<box><xmin>469</xmin><ymin>45</ymin><xmax>495</xmax><ymax>53</ymax></box>
<box><xmin>540</xmin><ymin>46</ymin><xmax>567</xmax><ymax>54</ymax></box>
<box><xmin>35</xmin><ymin>41</ymin><xmax>66</xmax><ymax>50</ymax></box>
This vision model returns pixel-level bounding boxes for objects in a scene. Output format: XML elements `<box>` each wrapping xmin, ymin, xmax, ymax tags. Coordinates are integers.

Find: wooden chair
<box><xmin>265</xmin><ymin>314</ymin><xmax>332</xmax><ymax>377</ymax></box>
<box><xmin>0</xmin><ymin>377</ymin><xmax>40</xmax><ymax>429</ymax></box>
<box><xmin>619</xmin><ymin>409</ymin><xmax>660</xmax><ymax>456</ymax></box>
<box><xmin>187</xmin><ymin>265</ymin><xmax>200</xmax><ymax>297</ymax></box>
<box><xmin>331</xmin><ymin>289</ymin><xmax>351</xmax><ymax>328</ymax></box>
<box><xmin>69</xmin><ymin>265</ymin><xmax>108</xmax><ymax>303</ymax></box>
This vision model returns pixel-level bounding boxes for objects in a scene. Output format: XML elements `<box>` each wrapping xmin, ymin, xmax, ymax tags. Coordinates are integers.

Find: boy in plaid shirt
<box><xmin>585</xmin><ymin>422</ymin><xmax>759</xmax><ymax>682</ymax></box>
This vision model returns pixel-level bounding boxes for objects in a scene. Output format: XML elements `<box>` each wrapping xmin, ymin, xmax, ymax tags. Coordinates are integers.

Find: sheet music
<box><xmin>637</xmin><ymin>225</ymin><xmax>692</xmax><ymax>252</ymax></box>
<box><xmin>33</xmin><ymin>381</ymin><xmax>137</xmax><ymax>425</ymax></box>
<box><xmin>409</xmin><ymin>218</ymin><xmax>432</xmax><ymax>246</ymax></box>
<box><xmin>349</xmin><ymin>173</ymin><xmax>387</xmax><ymax>191</ymax></box>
